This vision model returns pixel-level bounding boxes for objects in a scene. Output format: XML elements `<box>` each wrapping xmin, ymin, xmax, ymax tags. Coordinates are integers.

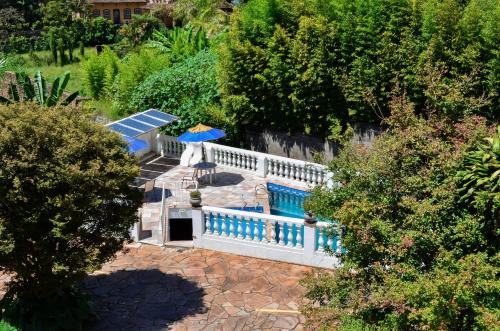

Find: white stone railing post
<box><xmin>156</xmin><ymin>133</ymin><xmax>163</xmax><ymax>156</ymax></box>
<box><xmin>205</xmin><ymin>144</ymin><xmax>215</xmax><ymax>162</ymax></box>
<box><xmin>256</xmin><ymin>155</ymin><xmax>267</xmax><ymax>178</ymax></box>
<box><xmin>191</xmin><ymin>208</ymin><xmax>204</xmax><ymax>246</ymax></box>
<box><xmin>303</xmin><ymin>222</ymin><xmax>317</xmax><ymax>262</ymax></box>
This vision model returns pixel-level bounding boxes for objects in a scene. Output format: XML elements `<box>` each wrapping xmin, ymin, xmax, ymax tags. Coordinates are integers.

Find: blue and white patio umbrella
<box><xmin>177</xmin><ymin>124</ymin><xmax>225</xmax><ymax>143</ymax></box>
<box><xmin>122</xmin><ymin>135</ymin><xmax>149</xmax><ymax>153</ymax></box>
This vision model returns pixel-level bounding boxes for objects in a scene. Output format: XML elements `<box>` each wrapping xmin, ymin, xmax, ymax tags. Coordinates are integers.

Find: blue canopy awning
<box><xmin>123</xmin><ymin>135</ymin><xmax>149</xmax><ymax>153</ymax></box>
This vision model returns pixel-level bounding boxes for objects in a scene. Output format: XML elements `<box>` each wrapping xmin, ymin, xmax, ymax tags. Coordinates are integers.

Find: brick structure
<box><xmin>89</xmin><ymin>0</ymin><xmax>149</xmax><ymax>25</ymax></box>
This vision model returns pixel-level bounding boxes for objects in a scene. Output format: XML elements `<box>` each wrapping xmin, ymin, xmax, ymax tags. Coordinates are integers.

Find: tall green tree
<box><xmin>0</xmin><ymin>102</ymin><xmax>142</xmax><ymax>330</ymax></box>
<box><xmin>220</xmin><ymin>0</ymin><xmax>499</xmax><ymax>139</ymax></box>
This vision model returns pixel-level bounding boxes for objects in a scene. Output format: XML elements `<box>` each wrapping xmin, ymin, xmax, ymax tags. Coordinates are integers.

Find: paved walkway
<box><xmin>85</xmin><ymin>244</ymin><xmax>312</xmax><ymax>330</ymax></box>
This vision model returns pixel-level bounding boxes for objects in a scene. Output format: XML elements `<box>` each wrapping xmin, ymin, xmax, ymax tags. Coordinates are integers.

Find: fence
<box><xmin>191</xmin><ymin>206</ymin><xmax>342</xmax><ymax>269</ymax></box>
<box><xmin>156</xmin><ymin>134</ymin><xmax>330</xmax><ymax>186</ymax></box>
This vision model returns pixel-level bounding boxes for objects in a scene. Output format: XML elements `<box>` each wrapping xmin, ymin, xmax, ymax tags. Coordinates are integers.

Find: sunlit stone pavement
<box><xmin>84</xmin><ymin>244</ymin><xmax>312</xmax><ymax>330</ymax></box>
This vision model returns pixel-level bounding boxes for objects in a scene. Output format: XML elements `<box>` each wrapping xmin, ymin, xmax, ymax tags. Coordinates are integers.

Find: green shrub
<box><xmin>2</xmin><ymin>287</ymin><xmax>94</xmax><ymax>331</ymax></box>
<box><xmin>0</xmin><ymin>102</ymin><xmax>141</xmax><ymax>331</ymax></box>
<box><xmin>128</xmin><ymin>50</ymin><xmax>229</xmax><ymax>135</ymax></box>
<box><xmin>302</xmin><ymin>102</ymin><xmax>498</xmax><ymax>329</ymax></box>
<box><xmin>146</xmin><ymin>24</ymin><xmax>210</xmax><ymax>63</ymax></box>
<box><xmin>112</xmin><ymin>47</ymin><xmax>171</xmax><ymax>113</ymax></box>
<box><xmin>89</xmin><ymin>17</ymin><xmax>117</xmax><ymax>45</ymax></box>
<box><xmin>119</xmin><ymin>14</ymin><xmax>164</xmax><ymax>48</ymax></box>
<box><xmin>6</xmin><ymin>35</ymin><xmax>31</xmax><ymax>54</ymax></box>
<box><xmin>81</xmin><ymin>46</ymin><xmax>118</xmax><ymax>99</ymax></box>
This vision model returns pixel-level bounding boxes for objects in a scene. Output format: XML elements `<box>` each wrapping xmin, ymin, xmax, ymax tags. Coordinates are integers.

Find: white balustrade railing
<box><xmin>192</xmin><ymin>206</ymin><xmax>341</xmax><ymax>269</ymax></box>
<box><xmin>155</xmin><ymin>135</ymin><xmax>329</xmax><ymax>186</ymax></box>
<box><xmin>204</xmin><ymin>141</ymin><xmax>329</xmax><ymax>186</ymax></box>
<box><xmin>156</xmin><ymin>134</ymin><xmax>187</xmax><ymax>157</ymax></box>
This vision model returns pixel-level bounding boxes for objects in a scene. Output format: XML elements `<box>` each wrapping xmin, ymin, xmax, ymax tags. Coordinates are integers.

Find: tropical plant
<box><xmin>0</xmin><ymin>102</ymin><xmax>141</xmax><ymax>330</ymax></box>
<box><xmin>119</xmin><ymin>14</ymin><xmax>164</xmax><ymax>48</ymax></box>
<box><xmin>81</xmin><ymin>46</ymin><xmax>118</xmax><ymax>99</ymax></box>
<box><xmin>456</xmin><ymin>125</ymin><xmax>500</xmax><ymax>222</ymax></box>
<box><xmin>0</xmin><ymin>71</ymin><xmax>79</xmax><ymax>106</ymax></box>
<box><xmin>146</xmin><ymin>24</ymin><xmax>209</xmax><ymax>62</ymax></box>
<box><xmin>174</xmin><ymin>0</ymin><xmax>232</xmax><ymax>35</ymax></box>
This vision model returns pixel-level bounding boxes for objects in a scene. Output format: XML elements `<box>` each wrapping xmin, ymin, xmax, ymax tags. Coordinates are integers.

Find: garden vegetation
<box><xmin>303</xmin><ymin>100</ymin><xmax>499</xmax><ymax>329</ymax></box>
<box><xmin>0</xmin><ymin>103</ymin><xmax>142</xmax><ymax>329</ymax></box>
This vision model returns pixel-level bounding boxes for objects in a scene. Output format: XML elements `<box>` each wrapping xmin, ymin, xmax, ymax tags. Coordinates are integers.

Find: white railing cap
<box><xmin>202</xmin><ymin>205</ymin><xmax>305</xmax><ymax>225</ymax></box>
<box><xmin>203</xmin><ymin>141</ymin><xmax>327</xmax><ymax>170</ymax></box>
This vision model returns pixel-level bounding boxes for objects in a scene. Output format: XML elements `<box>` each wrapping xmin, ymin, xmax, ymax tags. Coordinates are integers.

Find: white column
<box><xmin>206</xmin><ymin>144</ymin><xmax>215</xmax><ymax>162</ymax></box>
<box><xmin>296</xmin><ymin>225</ymin><xmax>303</xmax><ymax>249</ymax></box>
<box><xmin>270</xmin><ymin>221</ymin><xmax>276</xmax><ymax>245</ymax></box>
<box><xmin>256</xmin><ymin>155</ymin><xmax>268</xmax><ymax>177</ymax></box>
<box><xmin>156</xmin><ymin>133</ymin><xmax>163</xmax><ymax>156</ymax></box>
<box><xmin>204</xmin><ymin>212</ymin><xmax>211</xmax><ymax>235</ymax></box>
<box><xmin>303</xmin><ymin>222</ymin><xmax>316</xmax><ymax>261</ymax></box>
<box><xmin>317</xmin><ymin>227</ymin><xmax>324</xmax><ymax>252</ymax></box>
<box><xmin>286</xmin><ymin>223</ymin><xmax>293</xmax><ymax>247</ymax></box>
<box><xmin>278</xmin><ymin>222</ymin><xmax>285</xmax><ymax>246</ymax></box>
<box><xmin>191</xmin><ymin>208</ymin><xmax>204</xmax><ymax>247</ymax></box>
<box><xmin>253</xmin><ymin>219</ymin><xmax>259</xmax><ymax>242</ymax></box>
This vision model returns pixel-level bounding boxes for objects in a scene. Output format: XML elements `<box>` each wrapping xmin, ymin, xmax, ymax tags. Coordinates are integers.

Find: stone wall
<box><xmin>244</xmin><ymin>122</ymin><xmax>382</xmax><ymax>162</ymax></box>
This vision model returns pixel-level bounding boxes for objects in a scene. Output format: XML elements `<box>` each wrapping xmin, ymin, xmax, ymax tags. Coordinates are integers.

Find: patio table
<box><xmin>193</xmin><ymin>162</ymin><xmax>217</xmax><ymax>184</ymax></box>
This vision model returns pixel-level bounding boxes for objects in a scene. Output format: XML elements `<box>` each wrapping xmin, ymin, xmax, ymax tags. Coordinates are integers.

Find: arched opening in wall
<box><xmin>169</xmin><ymin>218</ymin><xmax>193</xmax><ymax>241</ymax></box>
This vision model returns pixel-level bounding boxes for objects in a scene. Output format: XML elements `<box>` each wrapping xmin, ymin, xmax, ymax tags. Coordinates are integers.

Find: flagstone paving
<box><xmin>84</xmin><ymin>244</ymin><xmax>312</xmax><ymax>331</ymax></box>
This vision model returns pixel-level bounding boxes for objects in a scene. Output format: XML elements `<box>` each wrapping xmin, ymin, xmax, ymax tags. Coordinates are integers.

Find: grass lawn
<box><xmin>18</xmin><ymin>47</ymin><xmax>97</xmax><ymax>96</ymax></box>
<box><xmin>14</xmin><ymin>48</ymin><xmax>116</xmax><ymax>118</ymax></box>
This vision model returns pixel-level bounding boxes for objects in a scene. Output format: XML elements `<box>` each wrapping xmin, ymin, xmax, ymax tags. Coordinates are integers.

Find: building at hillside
<box><xmin>89</xmin><ymin>0</ymin><xmax>148</xmax><ymax>25</ymax></box>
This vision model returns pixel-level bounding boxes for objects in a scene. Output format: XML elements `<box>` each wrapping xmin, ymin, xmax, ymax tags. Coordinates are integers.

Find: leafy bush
<box><xmin>89</xmin><ymin>17</ymin><xmax>117</xmax><ymax>45</ymax></box>
<box><xmin>147</xmin><ymin>24</ymin><xmax>210</xmax><ymax>63</ymax></box>
<box><xmin>5</xmin><ymin>35</ymin><xmax>30</xmax><ymax>54</ymax></box>
<box><xmin>119</xmin><ymin>14</ymin><xmax>164</xmax><ymax>48</ymax></box>
<box><xmin>456</xmin><ymin>125</ymin><xmax>500</xmax><ymax>232</ymax></box>
<box><xmin>81</xmin><ymin>46</ymin><xmax>119</xmax><ymax>99</ymax></box>
<box><xmin>128</xmin><ymin>50</ymin><xmax>230</xmax><ymax>135</ymax></box>
<box><xmin>302</xmin><ymin>101</ymin><xmax>498</xmax><ymax>329</ymax></box>
<box><xmin>0</xmin><ymin>102</ymin><xmax>141</xmax><ymax>330</ymax></box>
<box><xmin>112</xmin><ymin>47</ymin><xmax>171</xmax><ymax>113</ymax></box>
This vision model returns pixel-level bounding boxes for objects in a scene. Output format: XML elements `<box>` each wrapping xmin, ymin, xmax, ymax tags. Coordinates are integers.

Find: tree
<box><xmin>119</xmin><ymin>14</ymin><xmax>164</xmax><ymax>48</ymax></box>
<box><xmin>0</xmin><ymin>71</ymin><xmax>79</xmax><ymax>107</ymax></box>
<box><xmin>220</xmin><ymin>0</ymin><xmax>499</xmax><ymax>139</ymax></box>
<box><xmin>302</xmin><ymin>100</ymin><xmax>498</xmax><ymax>329</ymax></box>
<box><xmin>0</xmin><ymin>102</ymin><xmax>142</xmax><ymax>329</ymax></box>
<box><xmin>41</xmin><ymin>0</ymin><xmax>91</xmax><ymax>65</ymax></box>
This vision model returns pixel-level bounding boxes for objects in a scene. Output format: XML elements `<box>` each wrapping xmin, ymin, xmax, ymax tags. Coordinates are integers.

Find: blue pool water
<box><xmin>267</xmin><ymin>182</ymin><xmax>311</xmax><ymax>219</ymax></box>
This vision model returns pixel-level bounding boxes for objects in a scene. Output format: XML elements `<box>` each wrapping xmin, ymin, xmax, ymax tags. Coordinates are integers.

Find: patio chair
<box><xmin>181</xmin><ymin>168</ymin><xmax>198</xmax><ymax>189</ymax></box>
<box><xmin>143</xmin><ymin>179</ymin><xmax>156</xmax><ymax>202</ymax></box>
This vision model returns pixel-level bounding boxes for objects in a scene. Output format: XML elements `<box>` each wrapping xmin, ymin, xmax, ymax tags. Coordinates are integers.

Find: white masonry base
<box><xmin>191</xmin><ymin>208</ymin><xmax>341</xmax><ymax>269</ymax></box>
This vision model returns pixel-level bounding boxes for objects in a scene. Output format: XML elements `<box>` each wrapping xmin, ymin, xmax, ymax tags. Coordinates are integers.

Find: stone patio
<box><xmin>138</xmin><ymin>155</ymin><xmax>314</xmax><ymax>244</ymax></box>
<box><xmin>84</xmin><ymin>244</ymin><xmax>312</xmax><ymax>330</ymax></box>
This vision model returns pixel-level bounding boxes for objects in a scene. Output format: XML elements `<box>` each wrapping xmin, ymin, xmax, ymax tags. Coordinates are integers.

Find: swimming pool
<box><xmin>216</xmin><ymin>183</ymin><xmax>339</xmax><ymax>250</ymax></box>
<box><xmin>267</xmin><ymin>182</ymin><xmax>310</xmax><ymax>219</ymax></box>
